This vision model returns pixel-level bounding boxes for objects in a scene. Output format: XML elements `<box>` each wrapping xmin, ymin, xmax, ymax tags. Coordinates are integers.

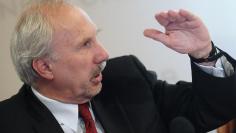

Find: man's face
<box><xmin>48</xmin><ymin>8</ymin><xmax>109</xmax><ymax>103</ymax></box>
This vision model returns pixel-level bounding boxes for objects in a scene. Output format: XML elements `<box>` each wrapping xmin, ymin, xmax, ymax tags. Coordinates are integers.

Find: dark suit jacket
<box><xmin>1</xmin><ymin>53</ymin><xmax>236</xmax><ymax>133</ymax></box>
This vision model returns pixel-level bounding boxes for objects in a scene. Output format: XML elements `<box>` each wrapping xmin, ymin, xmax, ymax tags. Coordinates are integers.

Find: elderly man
<box><xmin>0</xmin><ymin>0</ymin><xmax>235</xmax><ymax>133</ymax></box>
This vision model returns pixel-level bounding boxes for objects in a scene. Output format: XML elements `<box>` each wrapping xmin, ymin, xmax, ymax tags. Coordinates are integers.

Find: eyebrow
<box><xmin>77</xmin><ymin>28</ymin><xmax>101</xmax><ymax>46</ymax></box>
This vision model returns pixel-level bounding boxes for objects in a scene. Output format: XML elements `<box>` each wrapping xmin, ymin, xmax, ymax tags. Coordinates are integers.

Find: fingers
<box><xmin>179</xmin><ymin>9</ymin><xmax>197</xmax><ymax>21</ymax></box>
<box><xmin>178</xmin><ymin>9</ymin><xmax>201</xmax><ymax>29</ymax></box>
<box><xmin>155</xmin><ymin>12</ymin><xmax>170</xmax><ymax>27</ymax></box>
<box><xmin>168</xmin><ymin>10</ymin><xmax>186</xmax><ymax>23</ymax></box>
<box><xmin>155</xmin><ymin>9</ymin><xmax>195</xmax><ymax>27</ymax></box>
<box><xmin>143</xmin><ymin>29</ymin><xmax>170</xmax><ymax>45</ymax></box>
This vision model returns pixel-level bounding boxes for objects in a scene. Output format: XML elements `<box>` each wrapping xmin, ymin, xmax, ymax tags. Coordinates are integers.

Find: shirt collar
<box><xmin>31</xmin><ymin>87</ymin><xmax>78</xmax><ymax>132</ymax></box>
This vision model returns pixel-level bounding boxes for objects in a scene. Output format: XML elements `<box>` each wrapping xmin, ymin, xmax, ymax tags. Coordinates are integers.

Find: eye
<box><xmin>83</xmin><ymin>40</ymin><xmax>92</xmax><ymax>48</ymax></box>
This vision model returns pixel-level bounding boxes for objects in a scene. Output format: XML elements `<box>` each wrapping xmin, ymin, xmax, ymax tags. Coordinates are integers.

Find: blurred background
<box><xmin>1</xmin><ymin>1</ymin><xmax>236</xmax><ymax>132</ymax></box>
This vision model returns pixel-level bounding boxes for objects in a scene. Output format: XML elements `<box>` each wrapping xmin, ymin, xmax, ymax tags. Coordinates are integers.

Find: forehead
<box><xmin>52</xmin><ymin>7</ymin><xmax>97</xmax><ymax>46</ymax></box>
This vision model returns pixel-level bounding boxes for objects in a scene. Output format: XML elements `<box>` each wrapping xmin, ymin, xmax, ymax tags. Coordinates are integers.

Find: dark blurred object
<box><xmin>169</xmin><ymin>117</ymin><xmax>195</xmax><ymax>133</ymax></box>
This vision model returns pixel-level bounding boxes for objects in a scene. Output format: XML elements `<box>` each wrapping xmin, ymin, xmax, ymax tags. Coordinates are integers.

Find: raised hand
<box><xmin>144</xmin><ymin>9</ymin><xmax>212</xmax><ymax>59</ymax></box>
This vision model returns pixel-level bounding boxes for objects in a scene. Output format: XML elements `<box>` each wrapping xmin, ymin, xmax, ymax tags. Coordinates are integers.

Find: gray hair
<box><xmin>10</xmin><ymin>0</ymin><xmax>73</xmax><ymax>85</ymax></box>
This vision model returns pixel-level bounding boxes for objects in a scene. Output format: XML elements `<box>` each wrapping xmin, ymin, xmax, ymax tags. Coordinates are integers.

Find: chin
<box><xmin>91</xmin><ymin>83</ymin><xmax>102</xmax><ymax>96</ymax></box>
<box><xmin>76</xmin><ymin>87</ymin><xmax>102</xmax><ymax>104</ymax></box>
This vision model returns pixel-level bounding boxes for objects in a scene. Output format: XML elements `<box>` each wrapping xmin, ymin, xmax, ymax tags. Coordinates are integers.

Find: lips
<box><xmin>90</xmin><ymin>62</ymin><xmax>106</xmax><ymax>85</ymax></box>
<box><xmin>91</xmin><ymin>72</ymin><xmax>102</xmax><ymax>85</ymax></box>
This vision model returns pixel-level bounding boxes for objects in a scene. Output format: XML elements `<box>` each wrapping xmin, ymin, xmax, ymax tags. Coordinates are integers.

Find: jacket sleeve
<box><xmin>130</xmin><ymin>52</ymin><xmax>236</xmax><ymax>133</ymax></box>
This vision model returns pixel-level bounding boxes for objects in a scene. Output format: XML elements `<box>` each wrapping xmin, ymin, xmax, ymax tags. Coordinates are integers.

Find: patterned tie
<box><xmin>79</xmin><ymin>103</ymin><xmax>98</xmax><ymax>133</ymax></box>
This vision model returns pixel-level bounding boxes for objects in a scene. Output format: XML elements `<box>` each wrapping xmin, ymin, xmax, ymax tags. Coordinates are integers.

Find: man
<box><xmin>0</xmin><ymin>0</ymin><xmax>235</xmax><ymax>133</ymax></box>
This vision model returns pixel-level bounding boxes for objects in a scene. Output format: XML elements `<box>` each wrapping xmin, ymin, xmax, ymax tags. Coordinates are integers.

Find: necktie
<box><xmin>79</xmin><ymin>103</ymin><xmax>98</xmax><ymax>133</ymax></box>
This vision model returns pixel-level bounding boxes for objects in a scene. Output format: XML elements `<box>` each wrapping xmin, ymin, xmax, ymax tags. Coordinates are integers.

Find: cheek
<box><xmin>52</xmin><ymin>61</ymin><xmax>91</xmax><ymax>87</ymax></box>
<box><xmin>53</xmin><ymin>52</ymin><xmax>94</xmax><ymax>78</ymax></box>
<box><xmin>67</xmin><ymin>58</ymin><xmax>93</xmax><ymax>79</ymax></box>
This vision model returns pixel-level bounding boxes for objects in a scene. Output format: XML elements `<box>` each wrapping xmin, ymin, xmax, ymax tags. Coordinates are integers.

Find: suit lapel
<box><xmin>21</xmin><ymin>84</ymin><xmax>64</xmax><ymax>133</ymax></box>
<box><xmin>31</xmin><ymin>121</ymin><xmax>64</xmax><ymax>133</ymax></box>
<box><xmin>92</xmin><ymin>96</ymin><xmax>135</xmax><ymax>133</ymax></box>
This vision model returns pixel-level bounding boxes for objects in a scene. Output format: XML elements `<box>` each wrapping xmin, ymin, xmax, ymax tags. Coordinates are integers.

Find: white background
<box><xmin>1</xmin><ymin>1</ymin><xmax>236</xmax><ymax>132</ymax></box>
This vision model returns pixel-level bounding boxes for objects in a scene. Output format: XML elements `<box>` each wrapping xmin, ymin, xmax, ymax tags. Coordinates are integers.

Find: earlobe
<box><xmin>32</xmin><ymin>59</ymin><xmax>54</xmax><ymax>80</ymax></box>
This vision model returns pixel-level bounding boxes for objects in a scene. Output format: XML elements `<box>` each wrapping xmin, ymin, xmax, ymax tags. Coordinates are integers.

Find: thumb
<box><xmin>143</xmin><ymin>29</ymin><xmax>170</xmax><ymax>45</ymax></box>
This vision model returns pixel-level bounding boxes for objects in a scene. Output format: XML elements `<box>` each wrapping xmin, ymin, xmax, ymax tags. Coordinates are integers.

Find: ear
<box><xmin>32</xmin><ymin>58</ymin><xmax>54</xmax><ymax>80</ymax></box>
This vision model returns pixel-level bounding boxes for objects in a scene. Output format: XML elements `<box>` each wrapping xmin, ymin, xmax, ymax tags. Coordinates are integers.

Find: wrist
<box><xmin>189</xmin><ymin>41</ymin><xmax>223</xmax><ymax>63</ymax></box>
<box><xmin>190</xmin><ymin>41</ymin><xmax>212</xmax><ymax>59</ymax></box>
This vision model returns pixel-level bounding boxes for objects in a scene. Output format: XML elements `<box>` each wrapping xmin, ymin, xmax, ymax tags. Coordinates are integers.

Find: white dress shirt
<box><xmin>32</xmin><ymin>88</ymin><xmax>104</xmax><ymax>133</ymax></box>
<box><xmin>196</xmin><ymin>55</ymin><xmax>234</xmax><ymax>77</ymax></box>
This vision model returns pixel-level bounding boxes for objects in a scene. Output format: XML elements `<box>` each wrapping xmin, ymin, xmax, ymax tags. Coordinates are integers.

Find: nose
<box><xmin>93</xmin><ymin>42</ymin><xmax>109</xmax><ymax>64</ymax></box>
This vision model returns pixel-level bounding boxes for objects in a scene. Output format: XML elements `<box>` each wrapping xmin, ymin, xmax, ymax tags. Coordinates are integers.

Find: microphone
<box><xmin>169</xmin><ymin>117</ymin><xmax>195</xmax><ymax>133</ymax></box>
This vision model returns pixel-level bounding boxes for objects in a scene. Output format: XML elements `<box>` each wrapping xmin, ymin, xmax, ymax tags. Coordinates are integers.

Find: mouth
<box><xmin>90</xmin><ymin>62</ymin><xmax>106</xmax><ymax>85</ymax></box>
<box><xmin>91</xmin><ymin>72</ymin><xmax>102</xmax><ymax>85</ymax></box>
